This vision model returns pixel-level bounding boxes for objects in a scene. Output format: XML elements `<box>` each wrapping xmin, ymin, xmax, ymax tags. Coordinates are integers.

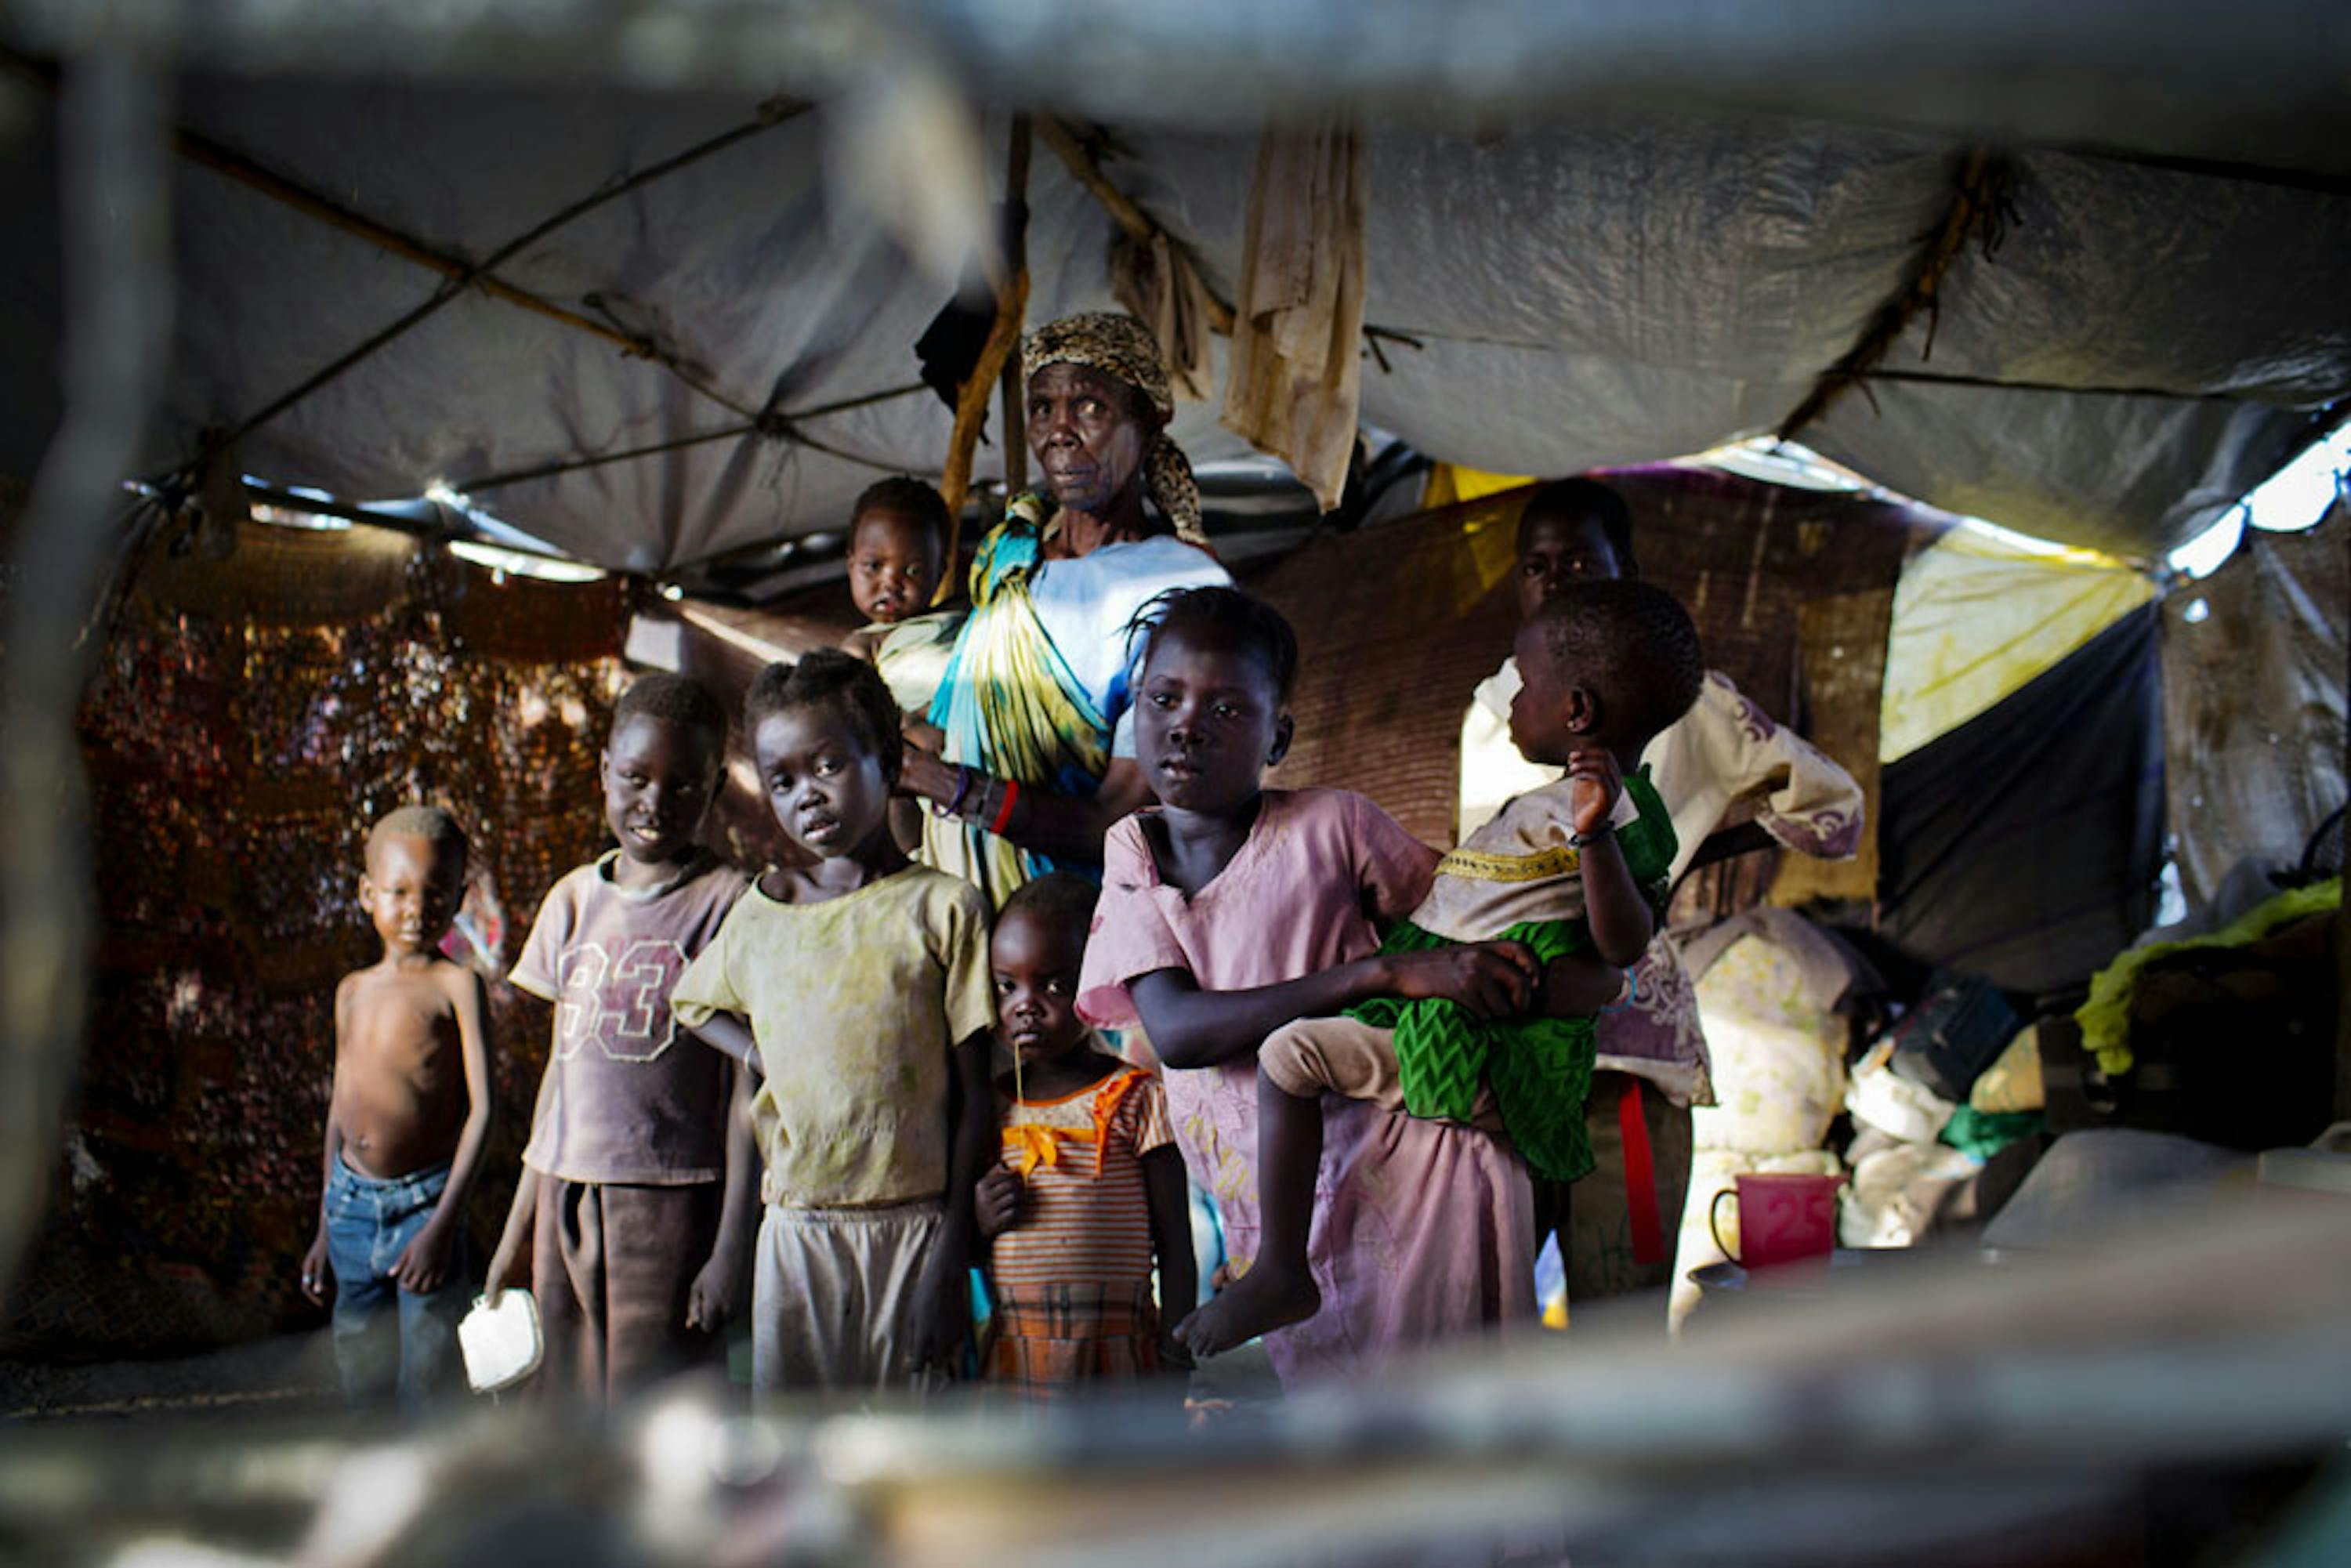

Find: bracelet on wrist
<box><xmin>931</xmin><ymin>765</ymin><xmax>974</xmax><ymax>820</ymax></box>
<box><xmin>1570</xmin><ymin>820</ymin><xmax>1617</xmax><ymax>848</ymax></box>
<box><xmin>1599</xmin><ymin>967</ymin><xmax>1641</xmax><ymax>1013</ymax></box>
<box><xmin>989</xmin><ymin>778</ymin><xmax>1021</xmax><ymax>835</ymax></box>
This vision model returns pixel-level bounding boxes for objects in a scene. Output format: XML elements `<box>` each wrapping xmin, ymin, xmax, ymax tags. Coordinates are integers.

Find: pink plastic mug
<box><xmin>1708</xmin><ymin>1173</ymin><xmax>1842</xmax><ymax>1272</ymax></box>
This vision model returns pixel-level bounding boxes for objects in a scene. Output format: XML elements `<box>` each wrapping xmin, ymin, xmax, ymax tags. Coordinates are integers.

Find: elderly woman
<box><xmin>900</xmin><ymin>313</ymin><xmax>1230</xmax><ymax>904</ymax></box>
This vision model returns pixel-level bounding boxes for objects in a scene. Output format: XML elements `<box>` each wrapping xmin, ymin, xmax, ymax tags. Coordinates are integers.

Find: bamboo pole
<box><xmin>1777</xmin><ymin>148</ymin><xmax>2012</xmax><ymax>444</ymax></box>
<box><xmin>998</xmin><ymin>117</ymin><xmax>1034</xmax><ymax>504</ymax></box>
<box><xmin>1035</xmin><ymin>115</ymin><xmax>1235</xmax><ymax>335</ymax></box>
<box><xmin>938</xmin><ymin>117</ymin><xmax>1034</xmax><ymax>585</ymax></box>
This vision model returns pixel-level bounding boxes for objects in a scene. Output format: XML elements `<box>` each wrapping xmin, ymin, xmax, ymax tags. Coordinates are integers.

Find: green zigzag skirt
<box><xmin>1346</xmin><ymin>918</ymin><xmax>1596</xmax><ymax>1182</ymax></box>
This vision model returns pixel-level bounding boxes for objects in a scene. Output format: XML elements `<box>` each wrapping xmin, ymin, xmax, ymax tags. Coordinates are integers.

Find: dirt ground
<box><xmin>0</xmin><ymin>1327</ymin><xmax>1277</xmax><ymax>1422</ymax></box>
<box><xmin>0</xmin><ymin>1329</ymin><xmax>342</xmax><ymax>1422</ymax></box>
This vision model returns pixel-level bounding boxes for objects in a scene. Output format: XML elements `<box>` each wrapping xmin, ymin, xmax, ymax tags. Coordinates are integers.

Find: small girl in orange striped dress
<box><xmin>976</xmin><ymin>873</ymin><xmax>1197</xmax><ymax>1403</ymax></box>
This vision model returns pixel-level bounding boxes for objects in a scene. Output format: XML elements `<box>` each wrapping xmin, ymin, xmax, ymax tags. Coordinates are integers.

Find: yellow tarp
<box><xmin>1423</xmin><ymin>464</ymin><xmax>1536</xmax><ymax>509</ymax></box>
<box><xmin>1422</xmin><ymin>467</ymin><xmax>2151</xmax><ymax>768</ymax></box>
<box><xmin>1878</xmin><ymin>526</ymin><xmax>2153</xmax><ymax>762</ymax></box>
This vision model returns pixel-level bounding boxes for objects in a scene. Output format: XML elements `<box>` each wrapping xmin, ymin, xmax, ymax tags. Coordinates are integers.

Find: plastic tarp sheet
<box><xmin>2161</xmin><ymin>512</ymin><xmax>2348</xmax><ymax>904</ymax></box>
<box><xmin>1876</xmin><ymin>604</ymin><xmax>2168</xmax><ymax>995</ymax></box>
<box><xmin>5</xmin><ymin>82</ymin><xmax>2349</xmax><ymax>572</ymax></box>
<box><xmin>1878</xmin><ymin>527</ymin><xmax>2154</xmax><ymax>762</ymax></box>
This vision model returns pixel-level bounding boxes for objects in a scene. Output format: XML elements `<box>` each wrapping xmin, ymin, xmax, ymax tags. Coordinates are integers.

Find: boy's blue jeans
<box><xmin>324</xmin><ymin>1153</ymin><xmax>469</xmax><ymax>1410</ymax></box>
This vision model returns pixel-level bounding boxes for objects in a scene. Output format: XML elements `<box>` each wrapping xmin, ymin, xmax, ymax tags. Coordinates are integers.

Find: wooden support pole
<box><xmin>998</xmin><ymin>338</ymin><xmax>1028</xmax><ymax>500</ymax></box>
<box><xmin>1034</xmin><ymin>115</ymin><xmax>1155</xmax><ymax>243</ymax></box>
<box><xmin>1036</xmin><ymin>115</ymin><xmax>1236</xmax><ymax>335</ymax></box>
<box><xmin>998</xmin><ymin>115</ymin><xmax>1034</xmax><ymax>502</ymax></box>
<box><xmin>1777</xmin><ymin>149</ymin><xmax>2010</xmax><ymax>444</ymax></box>
<box><xmin>938</xmin><ymin>118</ymin><xmax>1034</xmax><ymax>589</ymax></box>
<box><xmin>936</xmin><ymin>279</ymin><xmax>1026</xmax><ymax>577</ymax></box>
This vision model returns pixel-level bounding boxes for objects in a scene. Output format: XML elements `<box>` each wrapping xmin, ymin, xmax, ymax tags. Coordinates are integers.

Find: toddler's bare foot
<box><xmin>1174</xmin><ymin>1262</ymin><xmax>1320</xmax><ymax>1358</ymax></box>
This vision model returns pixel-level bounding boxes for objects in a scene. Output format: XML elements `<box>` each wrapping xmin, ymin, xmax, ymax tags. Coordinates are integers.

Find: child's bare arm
<box><xmin>686</xmin><ymin>1012</ymin><xmax>763</xmax><ymax>1075</ymax></box>
<box><xmin>1133</xmin><ymin>943</ymin><xmax>1540</xmax><ymax>1070</ymax></box>
<box><xmin>484</xmin><ymin>1168</ymin><xmax>538</xmax><ymax>1305</ymax></box>
<box><xmin>1575</xmin><ymin>831</ymin><xmax>1654</xmax><ymax>968</ymax></box>
<box><xmin>898</xmin><ymin>751</ymin><xmax>1158</xmax><ymax>866</ymax></box>
<box><xmin>1140</xmin><ymin>1144</ymin><xmax>1197</xmax><ymax>1368</ymax></box>
<box><xmin>1534</xmin><ymin>952</ymin><xmax>1632</xmax><ymax>1019</ymax></box>
<box><xmin>687</xmin><ymin>1061</ymin><xmax>759</xmax><ymax>1332</ymax></box>
<box><xmin>1567</xmin><ymin>749</ymin><xmax>1654</xmax><ymax>968</ymax></box>
<box><xmin>393</xmin><ymin>969</ymin><xmax>494</xmax><ymax>1294</ymax></box>
<box><xmin>302</xmin><ymin>1118</ymin><xmax>340</xmax><ymax>1305</ymax></box>
<box><xmin>485</xmin><ymin>1045</ymin><xmax>556</xmax><ymax>1303</ymax></box>
<box><xmin>301</xmin><ymin>978</ymin><xmax>357</xmax><ymax>1306</ymax></box>
<box><xmin>915</xmin><ymin>1030</ymin><xmax>994</xmax><ymax>1373</ymax></box>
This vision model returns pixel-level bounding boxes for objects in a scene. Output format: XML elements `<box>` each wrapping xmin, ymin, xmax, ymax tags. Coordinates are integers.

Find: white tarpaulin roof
<box><xmin>3</xmin><ymin>9</ymin><xmax>2348</xmax><ymax>572</ymax></box>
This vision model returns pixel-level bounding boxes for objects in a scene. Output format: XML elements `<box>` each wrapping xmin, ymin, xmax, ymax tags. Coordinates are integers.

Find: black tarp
<box><xmin>1876</xmin><ymin>603</ymin><xmax>2166</xmax><ymax>996</ymax></box>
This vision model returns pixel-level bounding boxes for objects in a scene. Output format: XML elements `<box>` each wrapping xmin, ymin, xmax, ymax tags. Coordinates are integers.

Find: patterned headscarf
<box><xmin>1020</xmin><ymin>312</ymin><xmax>1207</xmax><ymax>547</ymax></box>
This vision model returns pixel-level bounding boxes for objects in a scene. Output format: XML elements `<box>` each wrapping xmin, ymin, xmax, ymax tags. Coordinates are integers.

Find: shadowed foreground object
<box><xmin>0</xmin><ymin>1195</ymin><xmax>2346</xmax><ymax>1565</ymax></box>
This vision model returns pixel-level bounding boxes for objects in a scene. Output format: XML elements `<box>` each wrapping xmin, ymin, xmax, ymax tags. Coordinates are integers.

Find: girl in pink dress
<box><xmin>1075</xmin><ymin>586</ymin><xmax>1548</xmax><ymax>1386</ymax></box>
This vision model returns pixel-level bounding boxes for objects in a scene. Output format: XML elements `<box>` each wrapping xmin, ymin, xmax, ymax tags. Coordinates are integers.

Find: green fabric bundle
<box><xmin>1348</xmin><ymin>772</ymin><xmax>1677</xmax><ymax>1182</ymax></box>
<box><xmin>1939</xmin><ymin>1106</ymin><xmax>2044</xmax><ymax>1161</ymax></box>
<box><xmin>2074</xmin><ymin>877</ymin><xmax>2340</xmax><ymax>1075</ymax></box>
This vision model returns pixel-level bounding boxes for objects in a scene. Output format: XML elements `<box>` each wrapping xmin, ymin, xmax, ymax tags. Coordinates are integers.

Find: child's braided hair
<box><xmin>1129</xmin><ymin>585</ymin><xmax>1300</xmax><ymax>701</ymax></box>
<box><xmin>743</xmin><ymin>650</ymin><xmax>904</xmax><ymax>786</ymax></box>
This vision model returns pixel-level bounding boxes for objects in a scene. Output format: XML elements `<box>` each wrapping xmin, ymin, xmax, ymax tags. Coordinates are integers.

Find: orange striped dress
<box><xmin>985</xmin><ymin>1062</ymin><xmax>1174</xmax><ymax>1400</ymax></box>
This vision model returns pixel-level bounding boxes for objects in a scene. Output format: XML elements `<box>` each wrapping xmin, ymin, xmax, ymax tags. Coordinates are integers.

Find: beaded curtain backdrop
<box><xmin>3</xmin><ymin>516</ymin><xmax>629</xmax><ymax>1357</ymax></box>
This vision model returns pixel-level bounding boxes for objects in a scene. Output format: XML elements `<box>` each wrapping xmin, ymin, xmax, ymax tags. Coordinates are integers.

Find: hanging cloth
<box><xmin>1219</xmin><ymin>121</ymin><xmax>1366</xmax><ymax>513</ymax></box>
<box><xmin>1111</xmin><ymin>230</ymin><xmax>1216</xmax><ymax>404</ymax></box>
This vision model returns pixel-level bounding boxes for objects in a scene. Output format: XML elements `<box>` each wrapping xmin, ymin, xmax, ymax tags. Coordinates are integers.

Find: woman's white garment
<box><xmin>1457</xmin><ymin>657</ymin><xmax>1865</xmax><ymax>1113</ymax></box>
<box><xmin>1458</xmin><ymin>660</ymin><xmax>1865</xmax><ymax>882</ymax></box>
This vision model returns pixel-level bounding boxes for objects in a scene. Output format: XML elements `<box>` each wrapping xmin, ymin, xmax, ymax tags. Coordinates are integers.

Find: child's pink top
<box><xmin>1078</xmin><ymin>787</ymin><xmax>1537</xmax><ymax>1385</ymax></box>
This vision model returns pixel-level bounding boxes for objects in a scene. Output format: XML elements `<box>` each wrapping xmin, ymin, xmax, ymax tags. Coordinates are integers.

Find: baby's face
<box><xmin>360</xmin><ymin>833</ymin><xmax>464</xmax><ymax>958</ymax></box>
<box><xmin>1508</xmin><ymin>621</ymin><xmax>1591</xmax><ymax>766</ymax></box>
<box><xmin>752</xmin><ymin>705</ymin><xmax>892</xmax><ymax>860</ymax></box>
<box><xmin>991</xmin><ymin>909</ymin><xmax>1089</xmax><ymax>1068</ymax></box>
<box><xmin>847</xmin><ymin>509</ymin><xmax>940</xmax><ymax>625</ymax></box>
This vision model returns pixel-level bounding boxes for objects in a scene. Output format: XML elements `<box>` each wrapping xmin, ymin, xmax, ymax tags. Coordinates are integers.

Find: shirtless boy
<box><xmin>300</xmin><ymin>804</ymin><xmax>494</xmax><ymax>1410</ymax></box>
